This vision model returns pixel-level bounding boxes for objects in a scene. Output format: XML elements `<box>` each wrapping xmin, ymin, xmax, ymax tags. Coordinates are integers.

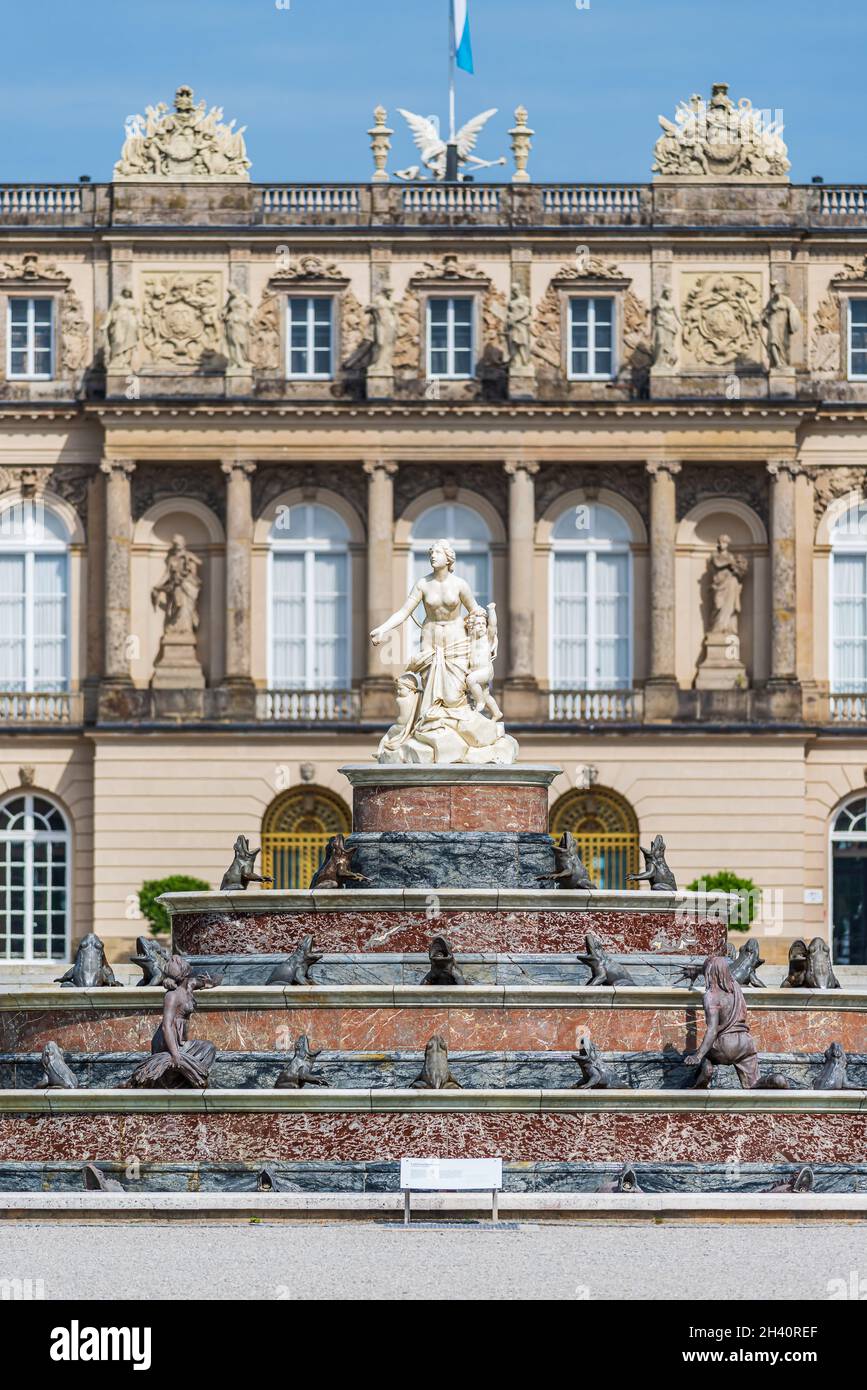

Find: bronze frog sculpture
<box><xmin>536</xmin><ymin>831</ymin><xmax>597</xmax><ymax>890</ymax></box>
<box><xmin>55</xmin><ymin>933</ymin><xmax>121</xmax><ymax>989</ymax></box>
<box><xmin>38</xmin><ymin>1041</ymin><xmax>77</xmax><ymax>1090</ymax></box>
<box><xmin>310</xmin><ymin>834</ymin><xmax>368</xmax><ymax>890</ymax></box>
<box><xmin>577</xmin><ymin>930</ymin><xmax>636</xmax><ymax>987</ymax></box>
<box><xmin>726</xmin><ymin>938</ymin><xmax>765</xmax><ymax>988</ymax></box>
<box><xmin>780</xmin><ymin>937</ymin><xmax>841</xmax><ymax>990</ymax></box>
<box><xmin>572</xmin><ymin>1036</ymin><xmax>616</xmax><ymax>1090</ymax></box>
<box><xmin>421</xmin><ymin>936</ymin><xmax>466</xmax><ymax>986</ymax></box>
<box><xmin>410</xmin><ymin>1035</ymin><xmax>462</xmax><ymax>1090</ymax></box>
<box><xmin>267</xmin><ymin>934</ymin><xmax>322</xmax><ymax>986</ymax></box>
<box><xmin>220</xmin><ymin>834</ymin><xmax>272</xmax><ymax>891</ymax></box>
<box><xmin>628</xmin><ymin>835</ymin><xmax>677</xmax><ymax>891</ymax></box>
<box><xmin>274</xmin><ymin>1035</ymin><xmax>330</xmax><ymax>1089</ymax></box>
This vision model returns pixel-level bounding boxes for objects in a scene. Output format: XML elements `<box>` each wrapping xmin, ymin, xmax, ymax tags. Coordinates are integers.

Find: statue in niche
<box><xmin>222</xmin><ymin>287</ymin><xmax>252</xmax><ymax>369</ymax></box>
<box><xmin>104</xmin><ymin>287</ymin><xmax>139</xmax><ymax>370</ymax></box>
<box><xmin>370</xmin><ymin>539</ymin><xmax>518</xmax><ymax>765</ymax></box>
<box><xmin>507</xmin><ymin>284</ymin><xmax>533</xmax><ymax>371</ymax></box>
<box><xmin>151</xmin><ymin>535</ymin><xmax>202</xmax><ymax>639</ymax></box>
<box><xmin>122</xmin><ymin>955</ymin><xmax>220</xmax><ymax>1089</ymax></box>
<box><xmin>707</xmin><ymin>535</ymin><xmax>748</xmax><ymax>636</ymax></box>
<box><xmin>652</xmin><ymin>286</ymin><xmax>680</xmax><ymax>368</ymax></box>
<box><xmin>762</xmin><ymin>280</ymin><xmax>801</xmax><ymax>368</ymax></box>
<box><xmin>367</xmin><ymin>287</ymin><xmax>397</xmax><ymax>374</ymax></box>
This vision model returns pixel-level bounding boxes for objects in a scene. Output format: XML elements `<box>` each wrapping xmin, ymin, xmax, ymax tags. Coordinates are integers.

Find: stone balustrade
<box><xmin>1</xmin><ymin>181</ymin><xmax>866</xmax><ymax>228</ymax></box>
<box><xmin>255</xmin><ymin>688</ymin><xmax>361</xmax><ymax>722</ymax></box>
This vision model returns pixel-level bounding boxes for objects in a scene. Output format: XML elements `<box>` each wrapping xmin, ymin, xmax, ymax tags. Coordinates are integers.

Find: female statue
<box><xmin>151</xmin><ymin>535</ymin><xmax>202</xmax><ymax>637</ymax></box>
<box><xmin>370</xmin><ymin>539</ymin><xmax>517</xmax><ymax>764</ymax></box>
<box><xmin>123</xmin><ymin>956</ymin><xmax>219</xmax><ymax>1089</ymax></box>
<box><xmin>708</xmin><ymin>534</ymin><xmax>748</xmax><ymax>636</ymax></box>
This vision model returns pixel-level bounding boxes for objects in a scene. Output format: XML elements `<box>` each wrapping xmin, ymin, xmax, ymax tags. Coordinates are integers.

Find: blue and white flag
<box><xmin>453</xmin><ymin>0</ymin><xmax>474</xmax><ymax>73</ymax></box>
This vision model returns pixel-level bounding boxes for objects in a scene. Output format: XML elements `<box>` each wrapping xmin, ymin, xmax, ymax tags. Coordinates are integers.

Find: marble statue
<box><xmin>371</xmin><ymin>539</ymin><xmax>518</xmax><ymax>765</ymax></box>
<box><xmin>652</xmin><ymin>286</ymin><xmax>680</xmax><ymax>368</ymax></box>
<box><xmin>104</xmin><ymin>288</ymin><xmax>139</xmax><ymax>370</ymax></box>
<box><xmin>367</xmin><ymin>287</ymin><xmax>397</xmax><ymax>374</ymax></box>
<box><xmin>395</xmin><ymin>109</ymin><xmax>506</xmax><ymax>182</ymax></box>
<box><xmin>114</xmin><ymin>85</ymin><xmax>251</xmax><ymax>180</ymax></box>
<box><xmin>762</xmin><ymin>280</ymin><xmax>801</xmax><ymax>368</ymax></box>
<box><xmin>222</xmin><ymin>287</ymin><xmax>252</xmax><ymax>369</ymax></box>
<box><xmin>652</xmin><ymin>83</ymin><xmax>790</xmax><ymax>180</ymax></box>
<box><xmin>507</xmin><ymin>285</ymin><xmax>533</xmax><ymax>371</ymax></box>
<box><xmin>151</xmin><ymin>536</ymin><xmax>202</xmax><ymax>639</ymax></box>
<box><xmin>708</xmin><ymin>535</ymin><xmax>748</xmax><ymax>636</ymax></box>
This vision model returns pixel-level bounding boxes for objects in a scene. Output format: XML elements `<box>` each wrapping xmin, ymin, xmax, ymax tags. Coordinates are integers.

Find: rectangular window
<box><xmin>286</xmin><ymin>297</ymin><xmax>333</xmax><ymax>378</ymax></box>
<box><xmin>849</xmin><ymin>301</ymin><xmax>867</xmax><ymax>380</ymax></box>
<box><xmin>569</xmin><ymin>297</ymin><xmax>614</xmax><ymax>379</ymax></box>
<box><xmin>552</xmin><ymin>551</ymin><xmax>630</xmax><ymax>689</ymax></box>
<box><xmin>832</xmin><ymin>552</ymin><xmax>867</xmax><ymax>692</ymax></box>
<box><xmin>7</xmin><ymin>298</ymin><xmax>54</xmax><ymax>379</ymax></box>
<box><xmin>427</xmin><ymin>297</ymin><xmax>474</xmax><ymax>378</ymax></box>
<box><xmin>271</xmin><ymin>551</ymin><xmax>348</xmax><ymax>688</ymax></box>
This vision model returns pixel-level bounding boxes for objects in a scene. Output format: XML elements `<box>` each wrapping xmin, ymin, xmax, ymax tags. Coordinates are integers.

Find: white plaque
<box><xmin>400</xmin><ymin>1157</ymin><xmax>503</xmax><ymax>1191</ymax></box>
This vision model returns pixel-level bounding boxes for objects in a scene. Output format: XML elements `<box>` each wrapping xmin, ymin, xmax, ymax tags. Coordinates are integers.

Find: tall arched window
<box><xmin>0</xmin><ymin>498</ymin><xmax>69</xmax><ymax>691</ymax></box>
<box><xmin>0</xmin><ymin>793</ymin><xmax>70</xmax><ymax>961</ymax></box>
<box><xmin>830</xmin><ymin>499</ymin><xmax>867</xmax><ymax>693</ymax></box>
<box><xmin>831</xmin><ymin>795</ymin><xmax>867</xmax><ymax>965</ymax></box>
<box><xmin>550</xmin><ymin>502</ymin><xmax>632</xmax><ymax>690</ymax></box>
<box><xmin>269</xmin><ymin>503</ymin><xmax>350</xmax><ymax>690</ymax></box>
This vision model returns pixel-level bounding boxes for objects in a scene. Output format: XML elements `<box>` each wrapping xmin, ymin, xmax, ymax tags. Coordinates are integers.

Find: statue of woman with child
<box><xmin>370</xmin><ymin>539</ymin><xmax>518</xmax><ymax>765</ymax></box>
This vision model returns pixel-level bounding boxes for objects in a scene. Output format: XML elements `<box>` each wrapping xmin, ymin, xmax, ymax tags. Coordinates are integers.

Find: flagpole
<box><xmin>448</xmin><ymin>0</ymin><xmax>456</xmax><ymax>141</ymax></box>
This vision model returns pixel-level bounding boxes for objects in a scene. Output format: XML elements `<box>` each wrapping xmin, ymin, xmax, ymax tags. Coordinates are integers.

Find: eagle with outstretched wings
<box><xmin>395</xmin><ymin>108</ymin><xmax>505</xmax><ymax>181</ymax></box>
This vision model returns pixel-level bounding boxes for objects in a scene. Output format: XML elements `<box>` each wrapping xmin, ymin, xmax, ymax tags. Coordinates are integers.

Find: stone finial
<box><xmin>509</xmin><ymin>105</ymin><xmax>534</xmax><ymax>184</ymax></box>
<box><xmin>368</xmin><ymin>105</ymin><xmax>393</xmax><ymax>183</ymax></box>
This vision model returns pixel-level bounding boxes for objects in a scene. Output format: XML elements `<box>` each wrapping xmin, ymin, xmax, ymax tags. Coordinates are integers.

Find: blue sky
<box><xmin>3</xmin><ymin>0</ymin><xmax>865</xmax><ymax>183</ymax></box>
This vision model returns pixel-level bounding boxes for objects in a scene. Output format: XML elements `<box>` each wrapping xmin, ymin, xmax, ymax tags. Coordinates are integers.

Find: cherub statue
<box><xmin>464</xmin><ymin>603</ymin><xmax>503</xmax><ymax>721</ymax></box>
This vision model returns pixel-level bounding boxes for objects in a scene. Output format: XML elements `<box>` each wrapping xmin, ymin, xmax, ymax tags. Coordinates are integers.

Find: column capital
<box><xmin>645</xmin><ymin>459</ymin><xmax>682</xmax><ymax>478</ymax></box>
<box><xmin>504</xmin><ymin>459</ymin><xmax>539</xmax><ymax>478</ymax></box>
<box><xmin>221</xmin><ymin>458</ymin><xmax>256</xmax><ymax>478</ymax></box>
<box><xmin>362</xmin><ymin>459</ymin><xmax>398</xmax><ymax>477</ymax></box>
<box><xmin>99</xmin><ymin>457</ymin><xmax>136</xmax><ymax>478</ymax></box>
<box><xmin>767</xmin><ymin>458</ymin><xmax>811</xmax><ymax>481</ymax></box>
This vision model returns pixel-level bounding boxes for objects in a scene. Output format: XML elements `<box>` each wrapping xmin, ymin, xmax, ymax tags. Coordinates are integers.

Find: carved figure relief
<box><xmin>811</xmin><ymin>293</ymin><xmax>841</xmax><ymax>374</ymax></box>
<box><xmin>114</xmin><ymin>85</ymin><xmax>250</xmax><ymax>180</ymax></box>
<box><xmin>104</xmin><ymin>289</ymin><xmax>140</xmax><ymax>371</ymax></box>
<box><xmin>222</xmin><ymin>287</ymin><xmax>252</xmax><ymax>369</ymax></box>
<box><xmin>652</xmin><ymin>83</ymin><xmax>790</xmax><ymax>180</ymax></box>
<box><xmin>141</xmin><ymin>272</ymin><xmax>222</xmax><ymax>367</ymax></box>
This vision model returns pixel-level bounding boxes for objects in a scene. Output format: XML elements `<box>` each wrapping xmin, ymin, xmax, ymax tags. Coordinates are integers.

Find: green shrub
<box><xmin>138</xmin><ymin>876</ymin><xmax>211</xmax><ymax>937</ymax></box>
<box><xmin>686</xmin><ymin>870</ymin><xmax>761</xmax><ymax>931</ymax></box>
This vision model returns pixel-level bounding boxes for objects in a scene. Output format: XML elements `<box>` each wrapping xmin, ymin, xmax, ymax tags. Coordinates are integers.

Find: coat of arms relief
<box><xmin>141</xmin><ymin>273</ymin><xmax>223</xmax><ymax>368</ymax></box>
<box><xmin>114</xmin><ymin>85</ymin><xmax>250</xmax><ymax>181</ymax></box>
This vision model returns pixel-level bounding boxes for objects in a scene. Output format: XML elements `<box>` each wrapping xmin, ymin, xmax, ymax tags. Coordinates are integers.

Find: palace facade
<box><xmin>2</xmin><ymin>84</ymin><xmax>867</xmax><ymax>966</ymax></box>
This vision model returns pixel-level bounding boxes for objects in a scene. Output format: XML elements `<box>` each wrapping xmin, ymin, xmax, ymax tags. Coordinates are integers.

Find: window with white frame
<box><xmin>408</xmin><ymin>502</ymin><xmax>492</xmax><ymax>651</ymax></box>
<box><xmin>269</xmin><ymin>503</ymin><xmax>350</xmax><ymax>688</ymax></box>
<box><xmin>831</xmin><ymin>498</ymin><xmax>867</xmax><ymax>692</ymax></box>
<box><xmin>568</xmin><ymin>297</ymin><xmax>615</xmax><ymax>380</ymax></box>
<box><xmin>0</xmin><ymin>499</ymin><xmax>69</xmax><ymax>692</ymax></box>
<box><xmin>286</xmin><ymin>297</ymin><xmax>334</xmax><ymax>378</ymax></box>
<box><xmin>0</xmin><ymin>794</ymin><xmax>70</xmax><ymax>962</ymax></box>
<box><xmin>848</xmin><ymin>300</ymin><xmax>867</xmax><ymax>380</ymax></box>
<box><xmin>427</xmin><ymin>297</ymin><xmax>474</xmax><ymax>378</ymax></box>
<box><xmin>550</xmin><ymin>502</ymin><xmax>632</xmax><ymax>689</ymax></box>
<box><xmin>7</xmin><ymin>297</ymin><xmax>54</xmax><ymax>379</ymax></box>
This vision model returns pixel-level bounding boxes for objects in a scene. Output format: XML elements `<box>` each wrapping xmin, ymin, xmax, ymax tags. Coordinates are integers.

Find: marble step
<box><xmin>184</xmin><ymin>951</ymin><xmax>710</xmax><ymax>988</ymax></box>
<box><xmin>2</xmin><ymin>1159</ymin><xmax>865</xmax><ymax>1195</ymax></box>
<box><xmin>4</xmin><ymin>1049</ymin><xmax>865</xmax><ymax>1091</ymax></box>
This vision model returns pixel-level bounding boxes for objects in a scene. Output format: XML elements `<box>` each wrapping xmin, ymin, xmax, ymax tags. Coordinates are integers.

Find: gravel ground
<box><xmin>1</xmin><ymin>1220</ymin><xmax>864</xmax><ymax>1300</ymax></box>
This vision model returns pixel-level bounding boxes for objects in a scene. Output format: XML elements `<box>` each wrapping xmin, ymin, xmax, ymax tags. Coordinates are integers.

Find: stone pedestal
<box><xmin>150</xmin><ymin>632</ymin><xmax>205</xmax><ymax>690</ymax></box>
<box><xmin>341</xmin><ymin>763</ymin><xmax>559</xmax><ymax>834</ymax></box>
<box><xmin>695</xmin><ymin>632</ymin><xmax>747</xmax><ymax>691</ymax></box>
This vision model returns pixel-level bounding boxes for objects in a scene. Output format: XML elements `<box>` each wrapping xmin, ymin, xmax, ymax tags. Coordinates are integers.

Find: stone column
<box><xmin>362</xmin><ymin>459</ymin><xmax>398</xmax><ymax>718</ymax></box>
<box><xmin>765</xmin><ymin>459</ymin><xmax>803</xmax><ymax>717</ymax></box>
<box><xmin>503</xmin><ymin>460</ymin><xmax>543</xmax><ymax>718</ymax></box>
<box><xmin>221</xmin><ymin>459</ymin><xmax>256</xmax><ymax>703</ymax></box>
<box><xmin>99</xmin><ymin>457</ymin><xmax>135</xmax><ymax>684</ymax></box>
<box><xmin>644</xmin><ymin>459</ymin><xmax>681</xmax><ymax>720</ymax></box>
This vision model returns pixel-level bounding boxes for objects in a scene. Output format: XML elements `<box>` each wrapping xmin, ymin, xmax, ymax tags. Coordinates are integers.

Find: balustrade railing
<box><xmin>256</xmin><ymin>688</ymin><xmax>361</xmax><ymax>722</ymax></box>
<box><xmin>261</xmin><ymin>185</ymin><xmax>362</xmax><ymax>217</ymax></box>
<box><xmin>829</xmin><ymin>693</ymin><xmax>867</xmax><ymax>723</ymax></box>
<box><xmin>0</xmin><ymin>691</ymin><xmax>81</xmax><ymax>723</ymax></box>
<box><xmin>546</xmin><ymin>689</ymin><xmax>642</xmax><ymax>722</ymax></box>
<box><xmin>542</xmin><ymin>184</ymin><xmax>644</xmax><ymax>217</ymax></box>
<box><xmin>0</xmin><ymin>185</ymin><xmax>83</xmax><ymax>218</ymax></box>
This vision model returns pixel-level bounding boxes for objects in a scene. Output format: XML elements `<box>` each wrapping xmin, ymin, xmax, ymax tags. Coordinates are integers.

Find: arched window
<box><xmin>831</xmin><ymin>795</ymin><xmax>867</xmax><ymax>965</ymax></box>
<box><xmin>0</xmin><ymin>498</ymin><xmax>69</xmax><ymax>691</ymax></box>
<box><xmin>549</xmin><ymin>786</ymin><xmax>640</xmax><ymax>890</ymax></box>
<box><xmin>550</xmin><ymin>502</ymin><xmax>632</xmax><ymax>690</ymax></box>
<box><xmin>0</xmin><ymin>793</ymin><xmax>70</xmax><ymax>961</ymax></box>
<box><xmin>409</xmin><ymin>501</ymin><xmax>491</xmax><ymax>622</ymax></box>
<box><xmin>261</xmin><ymin>786</ymin><xmax>352</xmax><ymax>890</ymax></box>
<box><xmin>830</xmin><ymin>499</ymin><xmax>867</xmax><ymax>693</ymax></box>
<box><xmin>269</xmin><ymin>503</ymin><xmax>350</xmax><ymax>690</ymax></box>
